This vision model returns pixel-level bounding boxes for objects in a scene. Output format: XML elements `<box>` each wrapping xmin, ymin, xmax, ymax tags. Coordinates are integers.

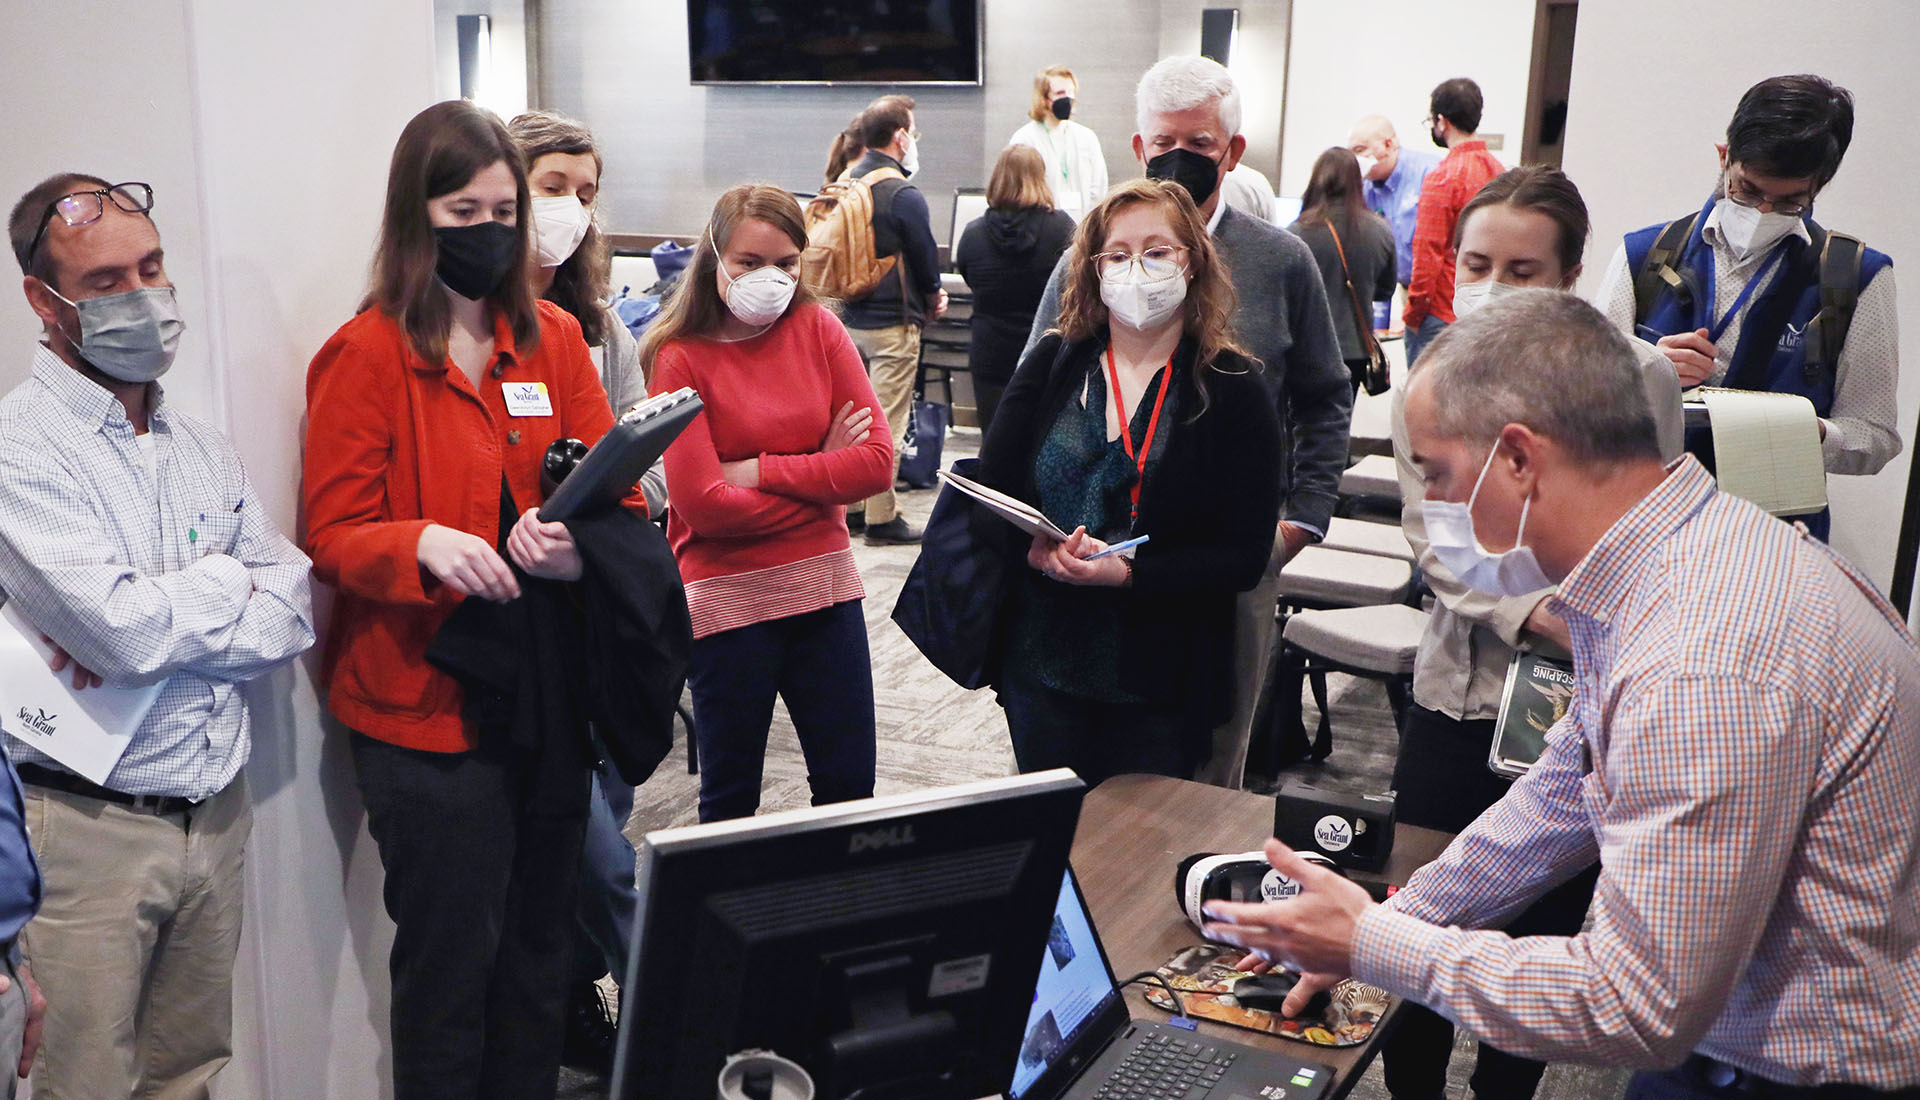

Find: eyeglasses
<box><xmin>1093</xmin><ymin>245</ymin><xmax>1188</xmax><ymax>281</ymax></box>
<box><xmin>1723</xmin><ymin>170</ymin><xmax>1812</xmax><ymax>217</ymax></box>
<box><xmin>24</xmin><ymin>182</ymin><xmax>155</xmax><ymax>267</ymax></box>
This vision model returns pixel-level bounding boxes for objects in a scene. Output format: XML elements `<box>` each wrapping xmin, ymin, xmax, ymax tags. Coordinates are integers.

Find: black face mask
<box><xmin>1145</xmin><ymin>147</ymin><xmax>1223</xmax><ymax>208</ymax></box>
<box><xmin>1051</xmin><ymin>95</ymin><xmax>1073</xmax><ymax>121</ymax></box>
<box><xmin>434</xmin><ymin>221</ymin><xmax>520</xmax><ymax>300</ymax></box>
<box><xmin>1430</xmin><ymin>121</ymin><xmax>1450</xmax><ymax>150</ymax></box>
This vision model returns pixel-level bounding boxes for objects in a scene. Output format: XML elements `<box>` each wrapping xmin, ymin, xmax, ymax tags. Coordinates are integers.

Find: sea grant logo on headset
<box><xmin>1313</xmin><ymin>815</ymin><xmax>1354</xmax><ymax>853</ymax></box>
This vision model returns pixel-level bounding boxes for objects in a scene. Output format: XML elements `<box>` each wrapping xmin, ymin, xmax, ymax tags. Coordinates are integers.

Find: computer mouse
<box><xmin>1230</xmin><ymin>971</ymin><xmax>1332</xmax><ymax>1018</ymax></box>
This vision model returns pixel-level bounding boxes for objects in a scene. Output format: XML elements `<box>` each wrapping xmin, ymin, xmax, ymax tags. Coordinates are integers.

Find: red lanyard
<box><xmin>1104</xmin><ymin>346</ymin><xmax>1172</xmax><ymax>520</ymax></box>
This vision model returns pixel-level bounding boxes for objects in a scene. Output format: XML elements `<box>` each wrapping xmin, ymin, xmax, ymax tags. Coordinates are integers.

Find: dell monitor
<box><xmin>611</xmin><ymin>770</ymin><xmax>1087</xmax><ymax>1100</ymax></box>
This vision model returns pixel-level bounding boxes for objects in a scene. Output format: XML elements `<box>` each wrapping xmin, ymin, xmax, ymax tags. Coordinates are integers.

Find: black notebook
<box><xmin>538</xmin><ymin>388</ymin><xmax>703</xmax><ymax>522</ymax></box>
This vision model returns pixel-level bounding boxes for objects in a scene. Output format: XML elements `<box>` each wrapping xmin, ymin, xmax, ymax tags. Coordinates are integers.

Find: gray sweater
<box><xmin>1022</xmin><ymin>205</ymin><xmax>1354</xmax><ymax>532</ymax></box>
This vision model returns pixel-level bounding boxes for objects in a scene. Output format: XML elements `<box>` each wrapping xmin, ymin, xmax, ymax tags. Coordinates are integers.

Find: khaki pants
<box><xmin>847</xmin><ymin>322</ymin><xmax>921</xmax><ymax>525</ymax></box>
<box><xmin>20</xmin><ymin>779</ymin><xmax>251</xmax><ymax>1100</ymax></box>
<box><xmin>1195</xmin><ymin>538</ymin><xmax>1286</xmax><ymax>788</ymax></box>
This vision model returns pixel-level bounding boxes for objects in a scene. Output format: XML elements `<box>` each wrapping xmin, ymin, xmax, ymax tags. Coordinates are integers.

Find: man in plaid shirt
<box><xmin>2</xmin><ymin>173</ymin><xmax>313</xmax><ymax>1096</ymax></box>
<box><xmin>1205</xmin><ymin>292</ymin><xmax>1919</xmax><ymax>1098</ymax></box>
<box><xmin>1403</xmin><ymin>77</ymin><xmax>1505</xmax><ymax>366</ymax></box>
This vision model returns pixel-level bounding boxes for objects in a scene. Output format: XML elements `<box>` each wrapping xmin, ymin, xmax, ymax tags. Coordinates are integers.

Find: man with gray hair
<box><xmin>1201</xmin><ymin>291</ymin><xmax>1920</xmax><ymax>1099</ymax></box>
<box><xmin>1024</xmin><ymin>54</ymin><xmax>1352</xmax><ymax>787</ymax></box>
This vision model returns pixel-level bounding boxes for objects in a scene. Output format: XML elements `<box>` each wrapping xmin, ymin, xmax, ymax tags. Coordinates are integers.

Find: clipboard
<box><xmin>1488</xmin><ymin>650</ymin><xmax>1575</xmax><ymax>778</ymax></box>
<box><xmin>539</xmin><ymin>388</ymin><xmax>703</xmax><ymax>523</ymax></box>
<box><xmin>0</xmin><ymin>602</ymin><xmax>164</xmax><ymax>784</ymax></box>
<box><xmin>934</xmin><ymin>468</ymin><xmax>1070</xmax><ymax>541</ymax></box>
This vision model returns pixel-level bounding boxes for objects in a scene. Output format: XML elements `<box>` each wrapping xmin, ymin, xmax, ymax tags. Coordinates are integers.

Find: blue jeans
<box><xmin>573</xmin><ymin>761</ymin><xmax>637</xmax><ymax>985</ymax></box>
<box><xmin>688</xmin><ymin>600</ymin><xmax>877</xmax><ymax>822</ymax></box>
<box><xmin>1403</xmin><ymin>313</ymin><xmax>1448</xmax><ymax>366</ymax></box>
<box><xmin>1000</xmin><ymin>663</ymin><xmax>1207</xmax><ymax>787</ymax></box>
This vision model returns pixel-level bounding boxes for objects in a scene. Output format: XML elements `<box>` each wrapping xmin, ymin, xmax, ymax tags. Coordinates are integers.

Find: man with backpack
<box><xmin>814</xmin><ymin>94</ymin><xmax>945</xmax><ymax>546</ymax></box>
<box><xmin>1596</xmin><ymin>74</ymin><xmax>1901</xmax><ymax>540</ymax></box>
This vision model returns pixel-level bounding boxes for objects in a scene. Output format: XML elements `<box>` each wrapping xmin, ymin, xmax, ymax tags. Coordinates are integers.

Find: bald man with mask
<box><xmin>1348</xmin><ymin>114</ymin><xmax>1436</xmax><ymax>314</ymax></box>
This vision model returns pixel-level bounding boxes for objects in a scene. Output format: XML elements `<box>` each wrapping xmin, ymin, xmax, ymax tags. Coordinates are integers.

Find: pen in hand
<box><xmin>1084</xmin><ymin>534</ymin><xmax>1149</xmax><ymax>560</ymax></box>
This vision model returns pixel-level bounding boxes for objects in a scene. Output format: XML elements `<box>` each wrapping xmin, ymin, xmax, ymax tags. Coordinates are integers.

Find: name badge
<box><xmin>503</xmin><ymin>381</ymin><xmax>554</xmax><ymax>417</ymax></box>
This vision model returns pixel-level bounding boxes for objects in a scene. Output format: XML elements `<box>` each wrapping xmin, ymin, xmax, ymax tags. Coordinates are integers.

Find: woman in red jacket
<box><xmin>302</xmin><ymin>100</ymin><xmax>626</xmax><ymax>1099</ymax></box>
<box><xmin>641</xmin><ymin>183</ymin><xmax>893</xmax><ymax>822</ymax></box>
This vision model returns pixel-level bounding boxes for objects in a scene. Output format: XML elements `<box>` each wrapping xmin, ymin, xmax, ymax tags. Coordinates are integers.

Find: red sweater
<box><xmin>654</xmin><ymin>304</ymin><xmax>893</xmax><ymax>637</ymax></box>
<box><xmin>304</xmin><ymin>302</ymin><xmax>633</xmax><ymax>752</ymax></box>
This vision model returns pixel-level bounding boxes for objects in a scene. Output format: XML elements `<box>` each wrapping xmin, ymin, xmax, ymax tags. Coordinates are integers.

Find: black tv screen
<box><xmin>688</xmin><ymin>0</ymin><xmax>983</xmax><ymax>85</ymax></box>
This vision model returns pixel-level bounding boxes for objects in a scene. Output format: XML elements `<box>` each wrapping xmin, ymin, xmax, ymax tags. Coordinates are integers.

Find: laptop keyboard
<box><xmin>1092</xmin><ymin>1031</ymin><xmax>1235</xmax><ymax>1099</ymax></box>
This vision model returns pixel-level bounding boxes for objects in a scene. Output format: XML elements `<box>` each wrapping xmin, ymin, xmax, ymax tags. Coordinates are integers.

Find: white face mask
<box><xmin>1715</xmin><ymin>198</ymin><xmax>1799</xmax><ymax>260</ymax></box>
<box><xmin>1452</xmin><ymin>278</ymin><xmax>1525</xmax><ymax>320</ymax></box>
<box><xmin>899</xmin><ymin>132</ymin><xmax>920</xmax><ymax>177</ymax></box>
<box><xmin>1100</xmin><ymin>263</ymin><xmax>1188</xmax><ymax>331</ymax></box>
<box><xmin>715</xmin><ymin>251</ymin><xmax>797</xmax><ymax>329</ymax></box>
<box><xmin>530</xmin><ymin>194</ymin><xmax>592</xmax><ymax>267</ymax></box>
<box><xmin>1356</xmin><ymin>154</ymin><xmax>1379</xmax><ymax>178</ymax></box>
<box><xmin>1423</xmin><ymin>444</ymin><xmax>1553</xmax><ymax>598</ymax></box>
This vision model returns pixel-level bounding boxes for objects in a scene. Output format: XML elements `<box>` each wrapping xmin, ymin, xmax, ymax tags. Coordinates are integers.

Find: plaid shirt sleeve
<box><xmin>1354</xmin><ymin>672</ymin><xmax>1820</xmax><ymax>1068</ymax></box>
<box><xmin>1378</xmin><ymin>713</ymin><xmax>1599</xmax><ymax>933</ymax></box>
<box><xmin>186</xmin><ymin>458</ymin><xmax>315</xmax><ymax>682</ymax></box>
<box><xmin>0</xmin><ymin>441</ymin><xmax>287</xmax><ymax>686</ymax></box>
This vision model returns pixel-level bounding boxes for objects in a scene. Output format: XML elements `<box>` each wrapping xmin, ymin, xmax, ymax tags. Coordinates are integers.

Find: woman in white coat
<box><xmin>1008</xmin><ymin>65</ymin><xmax>1108</xmax><ymax>220</ymax></box>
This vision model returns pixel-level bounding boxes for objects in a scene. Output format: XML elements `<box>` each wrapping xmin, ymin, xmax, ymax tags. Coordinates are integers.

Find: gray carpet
<box><xmin>560</xmin><ymin>426</ymin><xmax>1628</xmax><ymax>1100</ymax></box>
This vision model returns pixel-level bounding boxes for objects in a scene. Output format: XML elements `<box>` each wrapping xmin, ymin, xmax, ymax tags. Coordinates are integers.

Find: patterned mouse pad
<box><xmin>1142</xmin><ymin>943</ymin><xmax>1390</xmax><ymax>1048</ymax></box>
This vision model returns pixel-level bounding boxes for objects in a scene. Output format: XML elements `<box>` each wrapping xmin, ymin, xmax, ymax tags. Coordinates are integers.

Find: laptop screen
<box><xmin>1009</xmin><ymin>868</ymin><xmax>1123</xmax><ymax>1098</ymax></box>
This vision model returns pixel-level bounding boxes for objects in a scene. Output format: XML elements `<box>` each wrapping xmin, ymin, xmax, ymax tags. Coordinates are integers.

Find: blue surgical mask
<box><xmin>45</xmin><ymin>284</ymin><xmax>183</xmax><ymax>383</ymax></box>
<box><xmin>1423</xmin><ymin>444</ymin><xmax>1553</xmax><ymax>598</ymax></box>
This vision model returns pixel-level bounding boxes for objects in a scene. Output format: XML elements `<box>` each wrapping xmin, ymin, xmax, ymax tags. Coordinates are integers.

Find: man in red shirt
<box><xmin>1404</xmin><ymin>78</ymin><xmax>1505</xmax><ymax>364</ymax></box>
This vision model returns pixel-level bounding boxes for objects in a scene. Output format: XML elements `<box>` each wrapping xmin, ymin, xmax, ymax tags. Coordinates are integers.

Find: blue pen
<box><xmin>1084</xmin><ymin>534</ymin><xmax>1149</xmax><ymax>560</ymax></box>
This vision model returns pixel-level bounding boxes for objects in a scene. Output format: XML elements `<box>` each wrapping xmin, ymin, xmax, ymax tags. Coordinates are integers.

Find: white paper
<box><xmin>0</xmin><ymin>602</ymin><xmax>163</xmax><ymax>784</ymax></box>
<box><xmin>1696</xmin><ymin>387</ymin><xmax>1828</xmax><ymax>517</ymax></box>
<box><xmin>935</xmin><ymin>469</ymin><xmax>1070</xmax><ymax>541</ymax></box>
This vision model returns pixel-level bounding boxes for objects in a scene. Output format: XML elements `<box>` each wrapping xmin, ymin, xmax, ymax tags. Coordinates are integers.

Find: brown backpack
<box><xmin>801</xmin><ymin>167</ymin><xmax>903</xmax><ymax>300</ymax></box>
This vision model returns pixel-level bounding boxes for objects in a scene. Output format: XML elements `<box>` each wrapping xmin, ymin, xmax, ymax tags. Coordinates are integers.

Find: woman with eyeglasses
<box><xmin>643</xmin><ymin>183</ymin><xmax>893</xmax><ymax>824</ymax></box>
<box><xmin>973</xmin><ymin>179</ymin><xmax>1283</xmax><ymax>784</ymax></box>
<box><xmin>303</xmin><ymin>99</ymin><xmax>640</xmax><ymax>1098</ymax></box>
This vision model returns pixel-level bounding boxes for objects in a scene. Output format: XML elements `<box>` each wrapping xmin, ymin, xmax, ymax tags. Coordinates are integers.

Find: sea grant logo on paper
<box><xmin>15</xmin><ymin>706</ymin><xmax>57</xmax><ymax>739</ymax></box>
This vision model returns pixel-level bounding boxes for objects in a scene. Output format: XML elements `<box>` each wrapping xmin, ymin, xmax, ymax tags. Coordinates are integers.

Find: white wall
<box><xmin>2</xmin><ymin>1</ymin><xmax>435</xmax><ymax>1096</ymax></box>
<box><xmin>1277</xmin><ymin>0</ymin><xmax>1537</xmax><ymax>197</ymax></box>
<box><xmin>1562</xmin><ymin>0</ymin><xmax>1920</xmax><ymax>598</ymax></box>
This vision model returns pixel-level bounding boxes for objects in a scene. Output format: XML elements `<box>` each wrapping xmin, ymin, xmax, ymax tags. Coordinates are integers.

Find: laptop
<box><xmin>1009</xmin><ymin>868</ymin><xmax>1336</xmax><ymax>1100</ymax></box>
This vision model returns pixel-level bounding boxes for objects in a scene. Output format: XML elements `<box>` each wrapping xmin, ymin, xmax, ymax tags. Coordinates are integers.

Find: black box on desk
<box><xmin>1273</xmin><ymin>780</ymin><xmax>1395</xmax><ymax>872</ymax></box>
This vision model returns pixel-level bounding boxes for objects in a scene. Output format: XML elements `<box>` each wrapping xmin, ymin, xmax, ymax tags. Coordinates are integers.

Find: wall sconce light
<box><xmin>1201</xmin><ymin>8</ymin><xmax>1240</xmax><ymax>68</ymax></box>
<box><xmin>456</xmin><ymin>14</ymin><xmax>492</xmax><ymax>103</ymax></box>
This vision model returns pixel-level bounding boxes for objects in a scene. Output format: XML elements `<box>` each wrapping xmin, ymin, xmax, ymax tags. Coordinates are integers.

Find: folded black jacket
<box><xmin>427</xmin><ymin>507</ymin><xmax>692</xmax><ymax>807</ymax></box>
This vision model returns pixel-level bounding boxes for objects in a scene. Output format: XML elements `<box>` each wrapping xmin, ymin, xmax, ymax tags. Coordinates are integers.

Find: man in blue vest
<box><xmin>1596</xmin><ymin>74</ymin><xmax>1901</xmax><ymax>540</ymax></box>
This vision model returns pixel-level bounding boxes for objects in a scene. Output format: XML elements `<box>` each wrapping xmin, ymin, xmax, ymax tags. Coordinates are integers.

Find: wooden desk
<box><xmin>1070</xmin><ymin>775</ymin><xmax>1453</xmax><ymax>1100</ymax></box>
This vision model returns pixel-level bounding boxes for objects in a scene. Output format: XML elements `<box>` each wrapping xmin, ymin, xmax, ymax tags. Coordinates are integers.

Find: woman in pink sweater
<box><xmin>642</xmin><ymin>184</ymin><xmax>894</xmax><ymax>821</ymax></box>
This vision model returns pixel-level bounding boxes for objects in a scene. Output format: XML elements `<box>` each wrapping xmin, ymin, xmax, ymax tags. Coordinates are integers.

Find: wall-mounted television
<box><xmin>688</xmin><ymin>0</ymin><xmax>983</xmax><ymax>85</ymax></box>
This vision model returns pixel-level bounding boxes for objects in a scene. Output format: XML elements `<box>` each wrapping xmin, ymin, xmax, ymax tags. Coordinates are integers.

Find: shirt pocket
<box><xmin>187</xmin><ymin>511</ymin><xmax>243</xmax><ymax>559</ymax></box>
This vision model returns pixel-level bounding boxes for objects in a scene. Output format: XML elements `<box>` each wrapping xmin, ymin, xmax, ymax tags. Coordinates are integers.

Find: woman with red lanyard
<box><xmin>973</xmin><ymin>179</ymin><xmax>1283</xmax><ymax>784</ymax></box>
<box><xmin>303</xmin><ymin>100</ymin><xmax>639</xmax><ymax>1098</ymax></box>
